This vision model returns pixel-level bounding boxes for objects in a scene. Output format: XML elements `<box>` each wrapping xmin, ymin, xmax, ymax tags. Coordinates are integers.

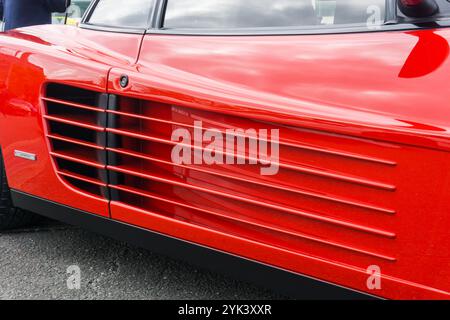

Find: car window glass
<box><xmin>88</xmin><ymin>0</ymin><xmax>155</xmax><ymax>28</ymax></box>
<box><xmin>163</xmin><ymin>0</ymin><xmax>386</xmax><ymax>29</ymax></box>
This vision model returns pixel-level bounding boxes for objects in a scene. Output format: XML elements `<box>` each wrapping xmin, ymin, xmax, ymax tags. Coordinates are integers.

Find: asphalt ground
<box><xmin>0</xmin><ymin>219</ymin><xmax>285</xmax><ymax>300</ymax></box>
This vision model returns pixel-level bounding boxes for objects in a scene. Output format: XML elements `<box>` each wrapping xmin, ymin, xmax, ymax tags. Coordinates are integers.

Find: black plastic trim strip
<box><xmin>94</xmin><ymin>92</ymin><xmax>109</xmax><ymax>198</ymax></box>
<box><xmin>385</xmin><ymin>0</ymin><xmax>399</xmax><ymax>24</ymax></box>
<box><xmin>79</xmin><ymin>23</ymin><xmax>147</xmax><ymax>35</ymax></box>
<box><xmin>11</xmin><ymin>190</ymin><xmax>377</xmax><ymax>300</ymax></box>
<box><xmin>105</xmin><ymin>94</ymin><xmax>121</xmax><ymax>201</ymax></box>
<box><xmin>80</xmin><ymin>0</ymin><xmax>98</xmax><ymax>24</ymax></box>
<box><xmin>149</xmin><ymin>19</ymin><xmax>450</xmax><ymax>36</ymax></box>
<box><xmin>153</xmin><ymin>0</ymin><xmax>166</xmax><ymax>29</ymax></box>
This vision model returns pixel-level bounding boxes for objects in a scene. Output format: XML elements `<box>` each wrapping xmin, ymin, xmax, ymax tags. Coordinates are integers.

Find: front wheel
<box><xmin>0</xmin><ymin>151</ymin><xmax>40</xmax><ymax>230</ymax></box>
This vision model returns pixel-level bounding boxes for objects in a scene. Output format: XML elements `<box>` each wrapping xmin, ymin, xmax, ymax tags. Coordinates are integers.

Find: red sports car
<box><xmin>0</xmin><ymin>0</ymin><xmax>449</xmax><ymax>300</ymax></box>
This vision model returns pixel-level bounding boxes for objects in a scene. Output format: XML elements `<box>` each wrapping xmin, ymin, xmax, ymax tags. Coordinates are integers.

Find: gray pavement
<box><xmin>0</xmin><ymin>220</ymin><xmax>284</xmax><ymax>300</ymax></box>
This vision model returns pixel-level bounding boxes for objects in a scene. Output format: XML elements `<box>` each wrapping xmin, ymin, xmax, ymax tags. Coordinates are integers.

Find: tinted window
<box><xmin>88</xmin><ymin>0</ymin><xmax>155</xmax><ymax>28</ymax></box>
<box><xmin>164</xmin><ymin>0</ymin><xmax>386</xmax><ymax>29</ymax></box>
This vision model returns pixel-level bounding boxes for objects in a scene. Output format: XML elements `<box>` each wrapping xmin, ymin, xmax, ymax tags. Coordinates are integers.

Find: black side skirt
<box><xmin>11</xmin><ymin>190</ymin><xmax>376</xmax><ymax>300</ymax></box>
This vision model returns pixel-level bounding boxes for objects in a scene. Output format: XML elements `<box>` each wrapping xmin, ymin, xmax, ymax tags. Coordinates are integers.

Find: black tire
<box><xmin>0</xmin><ymin>152</ymin><xmax>40</xmax><ymax>230</ymax></box>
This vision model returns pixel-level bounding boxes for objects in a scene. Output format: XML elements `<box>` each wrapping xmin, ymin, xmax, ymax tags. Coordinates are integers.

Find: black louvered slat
<box><xmin>43</xmin><ymin>83</ymin><xmax>109</xmax><ymax>198</ymax></box>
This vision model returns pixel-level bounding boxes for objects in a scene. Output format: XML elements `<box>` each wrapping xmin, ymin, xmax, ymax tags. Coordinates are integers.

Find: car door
<box><xmin>0</xmin><ymin>0</ymin><xmax>152</xmax><ymax>217</ymax></box>
<box><xmin>105</xmin><ymin>0</ymin><xmax>450</xmax><ymax>299</ymax></box>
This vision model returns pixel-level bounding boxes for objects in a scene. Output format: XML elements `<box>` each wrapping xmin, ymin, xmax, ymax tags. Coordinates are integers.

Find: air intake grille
<box><xmin>43</xmin><ymin>83</ymin><xmax>108</xmax><ymax>198</ymax></box>
<box><xmin>43</xmin><ymin>83</ymin><xmax>398</xmax><ymax>267</ymax></box>
<box><xmin>105</xmin><ymin>95</ymin><xmax>398</xmax><ymax>265</ymax></box>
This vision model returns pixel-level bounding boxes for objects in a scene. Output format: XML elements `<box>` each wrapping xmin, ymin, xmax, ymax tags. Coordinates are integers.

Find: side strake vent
<box><xmin>106</xmin><ymin>96</ymin><xmax>399</xmax><ymax>266</ymax></box>
<box><xmin>43</xmin><ymin>83</ymin><xmax>108</xmax><ymax>198</ymax></box>
<box><xmin>43</xmin><ymin>83</ymin><xmax>398</xmax><ymax>267</ymax></box>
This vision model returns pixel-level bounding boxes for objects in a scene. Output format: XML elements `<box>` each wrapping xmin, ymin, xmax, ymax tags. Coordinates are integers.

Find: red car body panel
<box><xmin>0</xmin><ymin>26</ymin><xmax>144</xmax><ymax>216</ymax></box>
<box><xmin>0</xmin><ymin>24</ymin><xmax>449</xmax><ymax>299</ymax></box>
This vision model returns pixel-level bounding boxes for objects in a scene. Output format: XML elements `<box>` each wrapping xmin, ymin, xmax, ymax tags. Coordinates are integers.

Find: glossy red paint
<box><xmin>1</xmin><ymin>24</ymin><xmax>450</xmax><ymax>299</ymax></box>
<box><xmin>0</xmin><ymin>25</ymin><xmax>144</xmax><ymax>216</ymax></box>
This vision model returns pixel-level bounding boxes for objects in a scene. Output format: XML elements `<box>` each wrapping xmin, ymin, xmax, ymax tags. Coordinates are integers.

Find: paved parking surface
<box><xmin>0</xmin><ymin>219</ymin><xmax>284</xmax><ymax>300</ymax></box>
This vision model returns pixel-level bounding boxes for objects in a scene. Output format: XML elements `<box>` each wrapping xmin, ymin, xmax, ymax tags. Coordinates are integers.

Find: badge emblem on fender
<box><xmin>14</xmin><ymin>150</ymin><xmax>37</xmax><ymax>161</ymax></box>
